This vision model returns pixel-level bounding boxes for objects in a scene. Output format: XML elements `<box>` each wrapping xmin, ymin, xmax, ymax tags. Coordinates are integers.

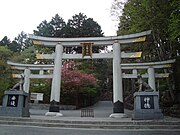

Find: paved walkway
<box><xmin>29</xmin><ymin>101</ymin><xmax>180</xmax><ymax>122</ymax></box>
<box><xmin>30</xmin><ymin>101</ymin><xmax>132</xmax><ymax>117</ymax></box>
<box><xmin>29</xmin><ymin>101</ymin><xmax>128</xmax><ymax>122</ymax></box>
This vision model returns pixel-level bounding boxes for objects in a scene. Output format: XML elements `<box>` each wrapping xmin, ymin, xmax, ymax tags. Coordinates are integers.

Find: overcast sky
<box><xmin>0</xmin><ymin>0</ymin><xmax>119</xmax><ymax>40</ymax></box>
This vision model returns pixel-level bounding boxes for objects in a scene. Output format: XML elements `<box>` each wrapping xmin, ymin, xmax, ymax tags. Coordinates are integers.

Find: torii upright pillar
<box><xmin>110</xmin><ymin>41</ymin><xmax>126</xmax><ymax>118</ymax></box>
<box><xmin>148</xmin><ymin>67</ymin><xmax>156</xmax><ymax>91</ymax></box>
<box><xmin>46</xmin><ymin>43</ymin><xmax>63</xmax><ymax>116</ymax></box>
<box><xmin>23</xmin><ymin>68</ymin><xmax>30</xmax><ymax>93</ymax></box>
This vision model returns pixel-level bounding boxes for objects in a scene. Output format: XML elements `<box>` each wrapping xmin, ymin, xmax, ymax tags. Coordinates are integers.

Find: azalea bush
<box><xmin>60</xmin><ymin>61</ymin><xmax>100</xmax><ymax>108</ymax></box>
<box><xmin>62</xmin><ymin>69</ymin><xmax>97</xmax><ymax>91</ymax></box>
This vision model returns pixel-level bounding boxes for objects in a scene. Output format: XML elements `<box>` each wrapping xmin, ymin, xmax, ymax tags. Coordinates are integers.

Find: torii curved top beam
<box><xmin>7</xmin><ymin>59</ymin><xmax>175</xmax><ymax>70</ymax></box>
<box><xmin>7</xmin><ymin>61</ymin><xmax>54</xmax><ymax>70</ymax></box>
<box><xmin>121</xmin><ymin>59</ymin><xmax>175</xmax><ymax>69</ymax></box>
<box><xmin>29</xmin><ymin>30</ymin><xmax>151</xmax><ymax>47</ymax></box>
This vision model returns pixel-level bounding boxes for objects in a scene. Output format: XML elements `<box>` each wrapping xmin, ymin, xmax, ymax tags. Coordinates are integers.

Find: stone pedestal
<box><xmin>0</xmin><ymin>90</ymin><xmax>30</xmax><ymax>117</ymax></box>
<box><xmin>132</xmin><ymin>91</ymin><xmax>163</xmax><ymax>120</ymax></box>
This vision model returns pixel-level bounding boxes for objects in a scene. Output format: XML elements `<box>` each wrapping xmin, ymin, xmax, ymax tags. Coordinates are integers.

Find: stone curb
<box><xmin>0</xmin><ymin>116</ymin><xmax>180</xmax><ymax>130</ymax></box>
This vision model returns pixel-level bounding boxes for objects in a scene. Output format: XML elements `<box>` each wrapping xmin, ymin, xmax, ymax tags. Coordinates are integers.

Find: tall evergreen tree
<box><xmin>34</xmin><ymin>13</ymin><xmax>104</xmax><ymax>38</ymax></box>
<box><xmin>34</xmin><ymin>14</ymin><xmax>66</xmax><ymax>38</ymax></box>
<box><xmin>34</xmin><ymin>20</ymin><xmax>54</xmax><ymax>37</ymax></box>
<box><xmin>168</xmin><ymin>0</ymin><xmax>180</xmax><ymax>54</ymax></box>
<box><xmin>65</xmin><ymin>13</ymin><xmax>103</xmax><ymax>38</ymax></box>
<box><xmin>82</xmin><ymin>18</ymin><xmax>104</xmax><ymax>37</ymax></box>
<box><xmin>112</xmin><ymin>0</ymin><xmax>179</xmax><ymax>61</ymax></box>
<box><xmin>50</xmin><ymin>14</ymin><xmax>66</xmax><ymax>37</ymax></box>
<box><xmin>14</xmin><ymin>31</ymin><xmax>32</xmax><ymax>51</ymax></box>
<box><xmin>0</xmin><ymin>36</ymin><xmax>11</xmax><ymax>47</ymax></box>
<box><xmin>8</xmin><ymin>40</ymin><xmax>21</xmax><ymax>52</ymax></box>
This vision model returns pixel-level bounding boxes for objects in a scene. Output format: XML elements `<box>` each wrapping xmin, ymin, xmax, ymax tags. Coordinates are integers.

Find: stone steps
<box><xmin>0</xmin><ymin>117</ymin><xmax>180</xmax><ymax>130</ymax></box>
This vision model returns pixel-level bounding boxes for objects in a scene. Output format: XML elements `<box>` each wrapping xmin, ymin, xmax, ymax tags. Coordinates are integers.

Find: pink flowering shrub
<box><xmin>60</xmin><ymin>61</ymin><xmax>99</xmax><ymax>107</ymax></box>
<box><xmin>61</xmin><ymin>61</ymin><xmax>98</xmax><ymax>94</ymax></box>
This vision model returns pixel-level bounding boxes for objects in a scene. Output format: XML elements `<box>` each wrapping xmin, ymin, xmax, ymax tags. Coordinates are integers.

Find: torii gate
<box><xmin>9</xmin><ymin>59</ymin><xmax>175</xmax><ymax>93</ymax></box>
<box><xmin>28</xmin><ymin>30</ymin><xmax>154</xmax><ymax>117</ymax></box>
<box><xmin>6</xmin><ymin>30</ymin><xmax>175</xmax><ymax>118</ymax></box>
<box><xmin>8</xmin><ymin>58</ymin><xmax>175</xmax><ymax>118</ymax></box>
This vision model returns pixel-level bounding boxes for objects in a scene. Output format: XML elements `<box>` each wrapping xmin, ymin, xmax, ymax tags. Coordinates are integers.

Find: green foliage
<box><xmin>0</xmin><ymin>46</ymin><xmax>13</xmax><ymax>60</ymax></box>
<box><xmin>34</xmin><ymin>14</ymin><xmax>66</xmax><ymax>37</ymax></box>
<box><xmin>0</xmin><ymin>47</ymin><xmax>14</xmax><ymax>104</ymax></box>
<box><xmin>80</xmin><ymin>87</ymin><xmax>97</xmax><ymax>96</ymax></box>
<box><xmin>1</xmin><ymin>31</ymin><xmax>33</xmax><ymax>53</ymax></box>
<box><xmin>14</xmin><ymin>31</ymin><xmax>32</xmax><ymax>51</ymax></box>
<box><xmin>113</xmin><ymin>0</ymin><xmax>180</xmax><ymax>61</ymax></box>
<box><xmin>173</xmin><ymin>56</ymin><xmax>180</xmax><ymax>92</ymax></box>
<box><xmin>9</xmin><ymin>40</ymin><xmax>21</xmax><ymax>52</ymax></box>
<box><xmin>12</xmin><ymin>46</ymin><xmax>36</xmax><ymax>64</ymax></box>
<box><xmin>168</xmin><ymin>0</ymin><xmax>180</xmax><ymax>42</ymax></box>
<box><xmin>0</xmin><ymin>36</ymin><xmax>11</xmax><ymax>47</ymax></box>
<box><xmin>66</xmin><ymin>13</ymin><xmax>103</xmax><ymax>38</ymax></box>
<box><xmin>34</xmin><ymin>20</ymin><xmax>55</xmax><ymax>37</ymax></box>
<box><xmin>34</xmin><ymin>13</ymin><xmax>104</xmax><ymax>38</ymax></box>
<box><xmin>76</xmin><ymin>59</ymin><xmax>113</xmax><ymax>92</ymax></box>
<box><xmin>30</xmin><ymin>79</ymin><xmax>51</xmax><ymax>103</ymax></box>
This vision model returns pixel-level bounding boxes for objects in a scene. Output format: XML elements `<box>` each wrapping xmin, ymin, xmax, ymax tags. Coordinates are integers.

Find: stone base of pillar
<box><xmin>113</xmin><ymin>100</ymin><xmax>124</xmax><ymax>113</ymax></box>
<box><xmin>49</xmin><ymin>100</ymin><xmax>60</xmax><ymax>112</ymax></box>
<box><xmin>109</xmin><ymin>113</ymin><xmax>127</xmax><ymax>118</ymax></box>
<box><xmin>110</xmin><ymin>100</ymin><xmax>127</xmax><ymax>118</ymax></box>
<box><xmin>45</xmin><ymin>112</ymin><xmax>63</xmax><ymax>117</ymax></box>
